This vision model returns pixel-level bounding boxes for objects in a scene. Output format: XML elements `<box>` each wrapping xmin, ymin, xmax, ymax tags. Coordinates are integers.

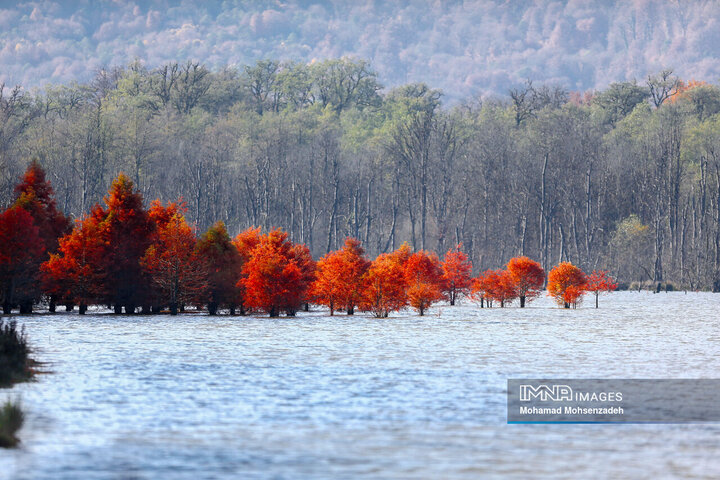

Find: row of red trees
<box><xmin>0</xmin><ymin>164</ymin><xmax>616</xmax><ymax>316</ymax></box>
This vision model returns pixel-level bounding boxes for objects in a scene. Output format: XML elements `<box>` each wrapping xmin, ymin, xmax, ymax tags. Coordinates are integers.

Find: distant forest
<box><xmin>2</xmin><ymin>58</ymin><xmax>720</xmax><ymax>289</ymax></box>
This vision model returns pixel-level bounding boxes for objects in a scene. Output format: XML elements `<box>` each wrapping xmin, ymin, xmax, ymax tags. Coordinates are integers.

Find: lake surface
<box><xmin>2</xmin><ymin>291</ymin><xmax>720</xmax><ymax>479</ymax></box>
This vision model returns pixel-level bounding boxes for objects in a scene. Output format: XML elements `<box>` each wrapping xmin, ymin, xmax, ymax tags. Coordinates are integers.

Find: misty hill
<box><xmin>1</xmin><ymin>0</ymin><xmax>719</xmax><ymax>102</ymax></box>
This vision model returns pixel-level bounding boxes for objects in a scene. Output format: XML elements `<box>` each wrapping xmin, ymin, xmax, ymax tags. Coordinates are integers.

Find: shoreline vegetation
<box><xmin>0</xmin><ymin>319</ymin><xmax>33</xmax><ymax>448</ymax></box>
<box><xmin>0</xmin><ymin>165</ymin><xmax>622</xmax><ymax>317</ymax></box>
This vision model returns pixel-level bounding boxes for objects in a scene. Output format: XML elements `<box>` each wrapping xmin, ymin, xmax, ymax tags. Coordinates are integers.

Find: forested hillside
<box><xmin>2</xmin><ymin>58</ymin><xmax>720</xmax><ymax>288</ymax></box>
<box><xmin>2</xmin><ymin>1</ymin><xmax>720</xmax><ymax>100</ymax></box>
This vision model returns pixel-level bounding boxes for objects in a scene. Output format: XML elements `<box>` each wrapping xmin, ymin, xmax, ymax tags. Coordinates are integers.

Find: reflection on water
<box><xmin>2</xmin><ymin>292</ymin><xmax>720</xmax><ymax>479</ymax></box>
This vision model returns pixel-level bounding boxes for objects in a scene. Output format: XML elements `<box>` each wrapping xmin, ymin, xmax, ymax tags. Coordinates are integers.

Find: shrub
<box><xmin>0</xmin><ymin>320</ymin><xmax>30</xmax><ymax>387</ymax></box>
<box><xmin>0</xmin><ymin>400</ymin><xmax>24</xmax><ymax>448</ymax></box>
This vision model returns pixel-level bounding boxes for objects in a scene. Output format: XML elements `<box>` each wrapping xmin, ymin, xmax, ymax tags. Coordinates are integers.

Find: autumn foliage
<box><xmin>2</xmin><ymin>162</ymin><xmax>69</xmax><ymax>313</ymax></box>
<box><xmin>311</xmin><ymin>238</ymin><xmax>370</xmax><ymax>315</ymax></box>
<box><xmin>441</xmin><ymin>244</ymin><xmax>473</xmax><ymax>305</ymax></box>
<box><xmin>195</xmin><ymin>221</ymin><xmax>243</xmax><ymax>315</ymax></box>
<box><xmin>472</xmin><ymin>269</ymin><xmax>517</xmax><ymax>307</ymax></box>
<box><xmin>547</xmin><ymin>262</ymin><xmax>587</xmax><ymax>308</ymax></box>
<box><xmin>0</xmin><ymin>206</ymin><xmax>45</xmax><ymax>313</ymax></box>
<box><xmin>240</xmin><ymin>229</ymin><xmax>315</xmax><ymax>317</ymax></box>
<box><xmin>141</xmin><ymin>211</ymin><xmax>208</xmax><ymax>315</ymax></box>
<box><xmin>506</xmin><ymin>256</ymin><xmax>545</xmax><ymax>307</ymax></box>
<box><xmin>360</xmin><ymin>249</ymin><xmax>408</xmax><ymax>317</ymax></box>
<box><xmin>585</xmin><ymin>270</ymin><xmax>618</xmax><ymax>308</ymax></box>
<box><xmin>404</xmin><ymin>250</ymin><xmax>444</xmax><ymax>315</ymax></box>
<box><xmin>2</xmin><ymin>162</ymin><xmax>620</xmax><ymax>316</ymax></box>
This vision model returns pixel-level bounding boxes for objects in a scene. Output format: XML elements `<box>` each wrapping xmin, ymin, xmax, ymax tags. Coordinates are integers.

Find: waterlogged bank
<box><xmin>2</xmin><ymin>291</ymin><xmax>720</xmax><ymax>479</ymax></box>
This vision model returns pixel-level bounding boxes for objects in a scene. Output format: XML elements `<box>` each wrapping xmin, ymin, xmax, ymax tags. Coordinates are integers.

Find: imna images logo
<box><xmin>519</xmin><ymin>384</ymin><xmax>573</xmax><ymax>402</ymax></box>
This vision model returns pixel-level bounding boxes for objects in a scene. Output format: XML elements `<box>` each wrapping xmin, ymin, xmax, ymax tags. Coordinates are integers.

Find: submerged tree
<box><xmin>440</xmin><ymin>244</ymin><xmax>472</xmax><ymax>306</ymax></box>
<box><xmin>585</xmin><ymin>270</ymin><xmax>618</xmax><ymax>308</ymax></box>
<box><xmin>141</xmin><ymin>212</ymin><xmax>208</xmax><ymax>314</ymax></box>
<box><xmin>41</xmin><ymin>214</ymin><xmax>106</xmax><ymax>314</ymax></box>
<box><xmin>404</xmin><ymin>250</ymin><xmax>444</xmax><ymax>315</ymax></box>
<box><xmin>361</xmin><ymin>249</ymin><xmax>408</xmax><ymax>317</ymax></box>
<box><xmin>311</xmin><ymin>237</ymin><xmax>370</xmax><ymax>315</ymax></box>
<box><xmin>241</xmin><ymin>229</ymin><xmax>313</xmax><ymax>316</ymax></box>
<box><xmin>195</xmin><ymin>221</ymin><xmax>242</xmax><ymax>315</ymax></box>
<box><xmin>506</xmin><ymin>256</ymin><xmax>545</xmax><ymax>307</ymax></box>
<box><xmin>547</xmin><ymin>262</ymin><xmax>587</xmax><ymax>308</ymax></box>
<box><xmin>0</xmin><ymin>206</ymin><xmax>45</xmax><ymax>313</ymax></box>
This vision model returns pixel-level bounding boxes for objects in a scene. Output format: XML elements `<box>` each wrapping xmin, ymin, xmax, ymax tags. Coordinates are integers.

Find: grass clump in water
<box><xmin>0</xmin><ymin>400</ymin><xmax>23</xmax><ymax>448</ymax></box>
<box><xmin>0</xmin><ymin>319</ymin><xmax>31</xmax><ymax>387</ymax></box>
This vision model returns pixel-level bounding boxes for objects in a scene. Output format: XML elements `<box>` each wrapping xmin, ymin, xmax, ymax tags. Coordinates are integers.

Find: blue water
<box><xmin>2</xmin><ymin>291</ymin><xmax>720</xmax><ymax>479</ymax></box>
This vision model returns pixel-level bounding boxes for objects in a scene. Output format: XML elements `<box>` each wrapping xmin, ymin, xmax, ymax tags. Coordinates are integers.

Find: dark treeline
<box><xmin>2</xmin><ymin>59</ymin><xmax>720</xmax><ymax>288</ymax></box>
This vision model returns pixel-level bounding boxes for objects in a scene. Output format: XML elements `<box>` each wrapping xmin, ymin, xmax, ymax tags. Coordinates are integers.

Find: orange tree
<box><xmin>547</xmin><ymin>262</ymin><xmax>587</xmax><ymax>308</ymax></box>
<box><xmin>404</xmin><ymin>250</ymin><xmax>444</xmax><ymax>316</ymax></box>
<box><xmin>506</xmin><ymin>256</ymin><xmax>544</xmax><ymax>307</ymax></box>
<box><xmin>0</xmin><ymin>206</ymin><xmax>45</xmax><ymax>314</ymax></box>
<box><xmin>41</xmin><ymin>214</ymin><xmax>107</xmax><ymax>314</ymax></box>
<box><xmin>233</xmin><ymin>226</ymin><xmax>263</xmax><ymax>312</ymax></box>
<box><xmin>487</xmin><ymin>269</ymin><xmax>518</xmax><ymax>307</ymax></box>
<box><xmin>195</xmin><ymin>221</ymin><xmax>243</xmax><ymax>315</ymax></box>
<box><xmin>240</xmin><ymin>229</ymin><xmax>313</xmax><ymax>317</ymax></box>
<box><xmin>360</xmin><ymin>248</ymin><xmax>408</xmax><ymax>318</ymax></box>
<box><xmin>311</xmin><ymin>237</ymin><xmax>370</xmax><ymax>315</ymax></box>
<box><xmin>471</xmin><ymin>270</ymin><xmax>490</xmax><ymax>308</ymax></box>
<box><xmin>585</xmin><ymin>270</ymin><xmax>618</xmax><ymax>308</ymax></box>
<box><xmin>440</xmin><ymin>244</ymin><xmax>472</xmax><ymax>305</ymax></box>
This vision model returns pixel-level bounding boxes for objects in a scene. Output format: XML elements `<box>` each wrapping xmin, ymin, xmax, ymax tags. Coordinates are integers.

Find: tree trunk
<box><xmin>170</xmin><ymin>303</ymin><xmax>178</xmax><ymax>315</ymax></box>
<box><xmin>595</xmin><ymin>293</ymin><xmax>599</xmax><ymax>308</ymax></box>
<box><xmin>65</xmin><ymin>303</ymin><xmax>74</xmax><ymax>312</ymax></box>
<box><xmin>564</xmin><ymin>302</ymin><xmax>570</xmax><ymax>309</ymax></box>
<box><xmin>114</xmin><ymin>304</ymin><xmax>122</xmax><ymax>314</ymax></box>
<box><xmin>19</xmin><ymin>302</ymin><xmax>32</xmax><ymax>314</ymax></box>
<box><xmin>208</xmin><ymin>302</ymin><xmax>218</xmax><ymax>315</ymax></box>
<box><xmin>347</xmin><ymin>306</ymin><xmax>354</xmax><ymax>315</ymax></box>
<box><xmin>49</xmin><ymin>296</ymin><xmax>57</xmax><ymax>313</ymax></box>
<box><xmin>79</xmin><ymin>304</ymin><xmax>87</xmax><ymax>314</ymax></box>
<box><xmin>520</xmin><ymin>296</ymin><xmax>526</xmax><ymax>308</ymax></box>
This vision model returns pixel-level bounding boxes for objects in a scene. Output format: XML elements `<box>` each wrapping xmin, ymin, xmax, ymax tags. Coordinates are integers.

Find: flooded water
<box><xmin>2</xmin><ymin>291</ymin><xmax>720</xmax><ymax>479</ymax></box>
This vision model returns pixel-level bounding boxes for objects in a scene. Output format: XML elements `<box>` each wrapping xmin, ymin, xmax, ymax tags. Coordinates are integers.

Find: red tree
<box><xmin>311</xmin><ymin>238</ymin><xmax>370</xmax><ymax>315</ymax></box>
<box><xmin>0</xmin><ymin>206</ymin><xmax>45</xmax><ymax>314</ymax></box>
<box><xmin>360</xmin><ymin>250</ymin><xmax>407</xmax><ymax>318</ymax></box>
<box><xmin>13</xmin><ymin>160</ymin><xmax>71</xmax><ymax>255</ymax></box>
<box><xmin>471</xmin><ymin>271</ymin><xmax>491</xmax><ymax>308</ymax></box>
<box><xmin>441</xmin><ymin>244</ymin><xmax>472</xmax><ymax>305</ymax></box>
<box><xmin>506</xmin><ymin>256</ymin><xmax>545</xmax><ymax>307</ymax></box>
<box><xmin>487</xmin><ymin>269</ymin><xmax>518</xmax><ymax>307</ymax></box>
<box><xmin>585</xmin><ymin>270</ymin><xmax>618</xmax><ymax>308</ymax></box>
<box><xmin>404</xmin><ymin>250</ymin><xmax>444</xmax><ymax>315</ymax></box>
<box><xmin>41</xmin><ymin>215</ymin><xmax>107</xmax><ymax>314</ymax></box>
<box><xmin>195</xmin><ymin>221</ymin><xmax>242</xmax><ymax>315</ymax></box>
<box><xmin>100</xmin><ymin>174</ymin><xmax>155</xmax><ymax>313</ymax></box>
<box><xmin>547</xmin><ymin>262</ymin><xmax>587</xmax><ymax>308</ymax></box>
<box><xmin>472</xmin><ymin>270</ymin><xmax>517</xmax><ymax>307</ymax></box>
<box><xmin>141</xmin><ymin>213</ymin><xmax>208</xmax><ymax>315</ymax></box>
<box><xmin>240</xmin><ymin>229</ymin><xmax>312</xmax><ymax>317</ymax></box>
